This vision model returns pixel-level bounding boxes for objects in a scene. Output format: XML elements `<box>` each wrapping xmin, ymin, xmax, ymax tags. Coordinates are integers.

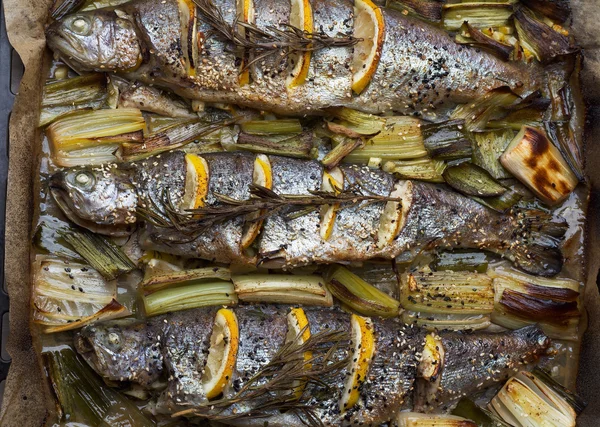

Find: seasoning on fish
<box><xmin>49</xmin><ymin>150</ymin><xmax>568</xmax><ymax>276</ymax></box>
<box><xmin>45</xmin><ymin>0</ymin><xmax>542</xmax><ymax>117</ymax></box>
<box><xmin>75</xmin><ymin>305</ymin><xmax>550</xmax><ymax>424</ymax></box>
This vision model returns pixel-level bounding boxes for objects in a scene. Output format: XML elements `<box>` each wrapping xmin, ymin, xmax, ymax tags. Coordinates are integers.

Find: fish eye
<box><xmin>73</xmin><ymin>171</ymin><xmax>95</xmax><ymax>189</ymax></box>
<box><xmin>108</xmin><ymin>332</ymin><xmax>121</xmax><ymax>345</ymax></box>
<box><xmin>69</xmin><ymin>16</ymin><xmax>91</xmax><ymax>35</ymax></box>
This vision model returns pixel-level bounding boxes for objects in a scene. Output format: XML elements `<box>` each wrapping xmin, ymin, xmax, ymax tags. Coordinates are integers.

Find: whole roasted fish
<box><xmin>49</xmin><ymin>151</ymin><xmax>567</xmax><ymax>275</ymax></box>
<box><xmin>45</xmin><ymin>0</ymin><xmax>542</xmax><ymax>116</ymax></box>
<box><xmin>75</xmin><ymin>305</ymin><xmax>550</xmax><ymax>425</ymax></box>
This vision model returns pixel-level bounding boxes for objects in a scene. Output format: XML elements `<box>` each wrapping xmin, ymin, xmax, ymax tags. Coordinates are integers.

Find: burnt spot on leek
<box><xmin>514</xmin><ymin>5</ymin><xmax>578</xmax><ymax>63</ymax></box>
<box><xmin>59</xmin><ymin>228</ymin><xmax>136</xmax><ymax>281</ymax></box>
<box><xmin>520</xmin><ymin>0</ymin><xmax>571</xmax><ymax>23</ymax></box>
<box><xmin>43</xmin><ymin>348</ymin><xmax>155</xmax><ymax>426</ymax></box>
<box><xmin>422</xmin><ymin>119</ymin><xmax>473</xmax><ymax>160</ymax></box>
<box><xmin>443</xmin><ymin>162</ymin><xmax>507</xmax><ymax>197</ymax></box>
<box><xmin>457</xmin><ymin>22</ymin><xmax>513</xmax><ymax>61</ymax></box>
<box><xmin>325</xmin><ymin>265</ymin><xmax>399</xmax><ymax>317</ymax></box>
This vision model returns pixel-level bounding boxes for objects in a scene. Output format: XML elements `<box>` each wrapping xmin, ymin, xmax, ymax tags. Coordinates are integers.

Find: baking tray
<box><xmin>0</xmin><ymin>2</ymin><xmax>20</xmax><ymax>406</ymax></box>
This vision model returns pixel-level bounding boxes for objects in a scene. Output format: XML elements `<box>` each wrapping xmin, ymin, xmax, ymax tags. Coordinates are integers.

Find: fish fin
<box><xmin>506</xmin><ymin>209</ymin><xmax>568</xmax><ymax>277</ymax></box>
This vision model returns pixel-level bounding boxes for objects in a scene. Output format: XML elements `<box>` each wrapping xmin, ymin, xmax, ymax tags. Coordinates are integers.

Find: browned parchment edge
<box><xmin>0</xmin><ymin>0</ymin><xmax>599</xmax><ymax>426</ymax></box>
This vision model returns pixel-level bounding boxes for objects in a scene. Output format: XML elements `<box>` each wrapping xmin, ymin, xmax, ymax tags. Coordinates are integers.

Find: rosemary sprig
<box><xmin>138</xmin><ymin>184</ymin><xmax>402</xmax><ymax>238</ymax></box>
<box><xmin>193</xmin><ymin>0</ymin><xmax>360</xmax><ymax>69</ymax></box>
<box><xmin>172</xmin><ymin>327</ymin><xmax>350</xmax><ymax>426</ymax></box>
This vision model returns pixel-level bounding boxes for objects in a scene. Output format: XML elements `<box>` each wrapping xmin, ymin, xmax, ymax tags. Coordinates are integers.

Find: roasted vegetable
<box><xmin>471</xmin><ymin>129</ymin><xmax>514</xmax><ymax>180</ymax></box>
<box><xmin>489</xmin><ymin>264</ymin><xmax>581</xmax><ymax>340</ymax></box>
<box><xmin>139</xmin><ymin>266</ymin><xmax>232</xmax><ymax>295</ymax></box>
<box><xmin>240</xmin><ymin>119</ymin><xmax>303</xmax><ymax>135</ymax></box>
<box><xmin>422</xmin><ymin>119</ymin><xmax>472</xmax><ymax>160</ymax></box>
<box><xmin>520</xmin><ymin>0</ymin><xmax>571</xmax><ymax>23</ymax></box>
<box><xmin>396</xmin><ymin>412</ymin><xmax>477</xmax><ymax>427</ymax></box>
<box><xmin>401</xmin><ymin>311</ymin><xmax>491</xmax><ymax>331</ymax></box>
<box><xmin>431</xmin><ymin>251</ymin><xmax>489</xmax><ymax>273</ymax></box>
<box><xmin>500</xmin><ymin>126</ymin><xmax>578</xmax><ymax>205</ymax></box>
<box><xmin>386</xmin><ymin>0</ymin><xmax>443</xmax><ymax>22</ymax></box>
<box><xmin>60</xmin><ymin>228</ymin><xmax>136</xmax><ymax>280</ymax></box>
<box><xmin>452</xmin><ymin>398</ymin><xmax>510</xmax><ymax>427</ymax></box>
<box><xmin>489</xmin><ymin>370</ymin><xmax>584</xmax><ymax>427</ymax></box>
<box><xmin>43</xmin><ymin>348</ymin><xmax>154</xmax><ymax>426</ymax></box>
<box><xmin>456</xmin><ymin>22</ymin><xmax>513</xmax><ymax>61</ymax></box>
<box><xmin>232</xmin><ymin>274</ymin><xmax>333</xmax><ymax>306</ymax></box>
<box><xmin>443</xmin><ymin>162</ymin><xmax>507</xmax><ymax>197</ymax></box>
<box><xmin>382</xmin><ymin>157</ymin><xmax>446</xmax><ymax>182</ymax></box>
<box><xmin>323</xmin><ymin>136</ymin><xmax>364</xmax><ymax>169</ymax></box>
<box><xmin>327</xmin><ymin>107</ymin><xmax>385</xmax><ymax>135</ymax></box>
<box><xmin>514</xmin><ymin>4</ymin><xmax>577</xmax><ymax>63</ymax></box>
<box><xmin>399</xmin><ymin>270</ymin><xmax>495</xmax><ymax>315</ymax></box>
<box><xmin>442</xmin><ymin>1</ymin><xmax>514</xmax><ymax>31</ymax></box>
<box><xmin>451</xmin><ymin>88</ymin><xmax>520</xmax><ymax>131</ymax></box>
<box><xmin>143</xmin><ymin>281</ymin><xmax>237</xmax><ymax>316</ymax></box>
<box><xmin>33</xmin><ymin>257</ymin><xmax>129</xmax><ymax>333</ymax></box>
<box><xmin>232</xmin><ymin>131</ymin><xmax>314</xmax><ymax>158</ymax></box>
<box><xmin>326</xmin><ymin>265</ymin><xmax>400</xmax><ymax>317</ymax></box>
<box><xmin>470</xmin><ymin>189</ymin><xmax>522</xmax><ymax>213</ymax></box>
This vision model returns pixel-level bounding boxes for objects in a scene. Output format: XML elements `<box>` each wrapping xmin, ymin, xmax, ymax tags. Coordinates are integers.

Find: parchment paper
<box><xmin>0</xmin><ymin>0</ymin><xmax>598</xmax><ymax>425</ymax></box>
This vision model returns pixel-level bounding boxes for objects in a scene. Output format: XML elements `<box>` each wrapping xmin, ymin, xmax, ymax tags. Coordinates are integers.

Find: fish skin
<box><xmin>75</xmin><ymin>306</ymin><xmax>550</xmax><ymax>424</ymax></box>
<box><xmin>50</xmin><ymin>151</ymin><xmax>567</xmax><ymax>276</ymax></box>
<box><xmin>46</xmin><ymin>0</ymin><xmax>542</xmax><ymax>116</ymax></box>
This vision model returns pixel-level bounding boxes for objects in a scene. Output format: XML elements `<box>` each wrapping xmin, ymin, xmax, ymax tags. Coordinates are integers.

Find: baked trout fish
<box><xmin>75</xmin><ymin>305</ymin><xmax>550</xmax><ymax>424</ymax></box>
<box><xmin>49</xmin><ymin>151</ymin><xmax>567</xmax><ymax>276</ymax></box>
<box><xmin>45</xmin><ymin>0</ymin><xmax>542</xmax><ymax>116</ymax></box>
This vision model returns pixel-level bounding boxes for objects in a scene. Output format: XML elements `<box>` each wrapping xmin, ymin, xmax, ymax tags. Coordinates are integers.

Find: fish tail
<box><xmin>505</xmin><ymin>209</ymin><xmax>568</xmax><ymax>277</ymax></box>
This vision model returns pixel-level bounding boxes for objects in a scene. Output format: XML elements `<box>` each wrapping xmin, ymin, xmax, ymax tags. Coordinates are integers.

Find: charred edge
<box><xmin>522</xmin><ymin>283</ymin><xmax>579</xmax><ymax>302</ymax></box>
<box><xmin>499</xmin><ymin>288</ymin><xmax>580</xmax><ymax>324</ymax></box>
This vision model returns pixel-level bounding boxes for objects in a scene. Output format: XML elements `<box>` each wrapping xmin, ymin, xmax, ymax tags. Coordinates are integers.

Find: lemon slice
<box><xmin>340</xmin><ymin>314</ymin><xmax>375</xmax><ymax>412</ymax></box>
<box><xmin>377</xmin><ymin>181</ymin><xmax>411</xmax><ymax>249</ymax></box>
<box><xmin>286</xmin><ymin>0</ymin><xmax>313</xmax><ymax>89</ymax></box>
<box><xmin>352</xmin><ymin>0</ymin><xmax>385</xmax><ymax>95</ymax></box>
<box><xmin>182</xmin><ymin>154</ymin><xmax>209</xmax><ymax>210</ymax></box>
<box><xmin>286</xmin><ymin>307</ymin><xmax>312</xmax><ymax>398</ymax></box>
<box><xmin>320</xmin><ymin>168</ymin><xmax>344</xmax><ymax>240</ymax></box>
<box><xmin>241</xmin><ymin>155</ymin><xmax>272</xmax><ymax>249</ymax></box>
<box><xmin>237</xmin><ymin>0</ymin><xmax>254</xmax><ymax>85</ymax></box>
<box><xmin>202</xmin><ymin>308</ymin><xmax>239</xmax><ymax>400</ymax></box>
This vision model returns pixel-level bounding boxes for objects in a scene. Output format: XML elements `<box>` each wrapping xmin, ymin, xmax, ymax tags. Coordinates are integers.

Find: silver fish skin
<box><xmin>50</xmin><ymin>151</ymin><xmax>567</xmax><ymax>276</ymax></box>
<box><xmin>75</xmin><ymin>306</ymin><xmax>550</xmax><ymax>425</ymax></box>
<box><xmin>45</xmin><ymin>0</ymin><xmax>542</xmax><ymax>116</ymax></box>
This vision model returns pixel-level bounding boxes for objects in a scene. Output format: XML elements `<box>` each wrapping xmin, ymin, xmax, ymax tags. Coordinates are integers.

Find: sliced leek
<box><xmin>422</xmin><ymin>119</ymin><xmax>472</xmax><ymax>160</ymax></box>
<box><xmin>232</xmin><ymin>274</ymin><xmax>333</xmax><ymax>306</ymax></box>
<box><xmin>442</xmin><ymin>1</ymin><xmax>514</xmax><ymax>31</ymax></box>
<box><xmin>397</xmin><ymin>412</ymin><xmax>477</xmax><ymax>427</ymax></box>
<box><xmin>383</xmin><ymin>157</ymin><xmax>446</xmax><ymax>182</ymax></box>
<box><xmin>471</xmin><ymin>129</ymin><xmax>514</xmax><ymax>180</ymax></box>
<box><xmin>451</xmin><ymin>88</ymin><xmax>520</xmax><ymax>131</ymax></box>
<box><xmin>240</xmin><ymin>119</ymin><xmax>303</xmax><ymax>135</ymax></box>
<box><xmin>327</xmin><ymin>107</ymin><xmax>385</xmax><ymax>135</ymax></box>
<box><xmin>326</xmin><ymin>265</ymin><xmax>400</xmax><ymax>317</ymax></box>
<box><xmin>399</xmin><ymin>270</ymin><xmax>494</xmax><ymax>315</ymax></box>
<box><xmin>442</xmin><ymin>162</ymin><xmax>507</xmax><ymax>197</ymax></box>
<box><xmin>431</xmin><ymin>251</ymin><xmax>489</xmax><ymax>273</ymax></box>
<box><xmin>140</xmin><ymin>266</ymin><xmax>232</xmax><ymax>295</ymax></box>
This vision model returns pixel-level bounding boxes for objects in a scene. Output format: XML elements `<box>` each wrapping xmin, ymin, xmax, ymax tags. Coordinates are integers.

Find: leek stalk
<box><xmin>326</xmin><ymin>265</ymin><xmax>400</xmax><ymax>317</ymax></box>
<box><xmin>60</xmin><ymin>228</ymin><xmax>136</xmax><ymax>280</ymax></box>
<box><xmin>43</xmin><ymin>348</ymin><xmax>155</xmax><ymax>426</ymax></box>
<box><xmin>442</xmin><ymin>1</ymin><xmax>514</xmax><ymax>31</ymax></box>
<box><xmin>240</xmin><ymin>119</ymin><xmax>303</xmax><ymax>135</ymax></box>
<box><xmin>143</xmin><ymin>281</ymin><xmax>237</xmax><ymax>316</ymax></box>
<box><xmin>233</xmin><ymin>132</ymin><xmax>313</xmax><ymax>158</ymax></box>
<box><xmin>140</xmin><ymin>266</ymin><xmax>232</xmax><ymax>295</ymax></box>
<box><xmin>232</xmin><ymin>274</ymin><xmax>333</xmax><ymax>306</ymax></box>
<box><xmin>383</xmin><ymin>157</ymin><xmax>446</xmax><ymax>182</ymax></box>
<box><xmin>431</xmin><ymin>251</ymin><xmax>489</xmax><ymax>273</ymax></box>
<box><xmin>326</xmin><ymin>107</ymin><xmax>385</xmax><ymax>135</ymax></box>
<box><xmin>422</xmin><ymin>119</ymin><xmax>472</xmax><ymax>160</ymax></box>
<box><xmin>471</xmin><ymin>129</ymin><xmax>514</xmax><ymax>179</ymax></box>
<box><xmin>442</xmin><ymin>162</ymin><xmax>507</xmax><ymax>197</ymax></box>
<box><xmin>451</xmin><ymin>88</ymin><xmax>520</xmax><ymax>131</ymax></box>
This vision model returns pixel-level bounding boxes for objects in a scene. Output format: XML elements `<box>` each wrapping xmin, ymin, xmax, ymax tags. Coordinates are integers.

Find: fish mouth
<box><xmin>49</xmin><ymin>183</ymin><xmax>134</xmax><ymax>237</ymax></box>
<box><xmin>45</xmin><ymin>27</ymin><xmax>94</xmax><ymax>72</ymax></box>
<box><xmin>74</xmin><ymin>332</ymin><xmax>108</xmax><ymax>375</ymax></box>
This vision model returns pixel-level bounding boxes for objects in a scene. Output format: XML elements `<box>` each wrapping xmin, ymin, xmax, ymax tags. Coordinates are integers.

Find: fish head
<box><xmin>75</xmin><ymin>320</ymin><xmax>163</xmax><ymax>386</ymax></box>
<box><xmin>46</xmin><ymin>10</ymin><xmax>142</xmax><ymax>72</ymax></box>
<box><xmin>49</xmin><ymin>166</ymin><xmax>138</xmax><ymax>236</ymax></box>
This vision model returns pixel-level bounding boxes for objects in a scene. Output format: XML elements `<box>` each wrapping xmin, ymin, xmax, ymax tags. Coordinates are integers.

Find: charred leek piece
<box><xmin>532</xmin><ymin>368</ymin><xmax>586</xmax><ymax>415</ymax></box>
<box><xmin>140</xmin><ymin>266</ymin><xmax>232</xmax><ymax>295</ymax></box>
<box><xmin>327</xmin><ymin>107</ymin><xmax>385</xmax><ymax>135</ymax></box>
<box><xmin>443</xmin><ymin>162</ymin><xmax>507</xmax><ymax>197</ymax></box>
<box><xmin>544</xmin><ymin>121</ymin><xmax>584</xmax><ymax>182</ymax></box>
<box><xmin>489</xmin><ymin>264</ymin><xmax>581</xmax><ymax>340</ymax></box>
<box><xmin>442</xmin><ymin>1</ymin><xmax>513</xmax><ymax>31</ymax></box>
<box><xmin>471</xmin><ymin>129</ymin><xmax>514</xmax><ymax>179</ymax></box>
<box><xmin>143</xmin><ymin>281</ymin><xmax>237</xmax><ymax>316</ymax></box>
<box><xmin>232</xmin><ymin>274</ymin><xmax>333</xmax><ymax>306</ymax></box>
<box><xmin>44</xmin><ymin>348</ymin><xmax>155</xmax><ymax>426</ymax></box>
<box><xmin>323</xmin><ymin>136</ymin><xmax>364</xmax><ymax>168</ymax></box>
<box><xmin>382</xmin><ymin>157</ymin><xmax>446</xmax><ymax>182</ymax></box>
<box><xmin>40</xmin><ymin>74</ymin><xmax>108</xmax><ymax>126</ymax></box>
<box><xmin>422</xmin><ymin>120</ymin><xmax>472</xmax><ymax>160</ymax></box>
<box><xmin>489</xmin><ymin>370</ymin><xmax>583</xmax><ymax>427</ymax></box>
<box><xmin>60</xmin><ymin>228</ymin><xmax>136</xmax><ymax>280</ymax></box>
<box><xmin>431</xmin><ymin>251</ymin><xmax>489</xmax><ymax>273</ymax></box>
<box><xmin>240</xmin><ymin>119</ymin><xmax>303</xmax><ymax>135</ymax></box>
<box><xmin>33</xmin><ymin>258</ymin><xmax>129</xmax><ymax>333</ymax></box>
<box><xmin>457</xmin><ymin>22</ymin><xmax>513</xmax><ymax>61</ymax></box>
<box><xmin>400</xmin><ymin>270</ymin><xmax>494</xmax><ymax>315</ymax></box>
<box><xmin>500</xmin><ymin>126</ymin><xmax>578</xmax><ymax>205</ymax></box>
<box><xmin>386</xmin><ymin>0</ymin><xmax>443</xmax><ymax>22</ymax></box>
<box><xmin>326</xmin><ymin>265</ymin><xmax>400</xmax><ymax>317</ymax></box>
<box><xmin>452</xmin><ymin>398</ymin><xmax>510</xmax><ymax>427</ymax></box>
<box><xmin>470</xmin><ymin>189</ymin><xmax>522</xmax><ymax>213</ymax></box>
<box><xmin>514</xmin><ymin>5</ymin><xmax>577</xmax><ymax>62</ymax></box>
<box><xmin>521</xmin><ymin>0</ymin><xmax>571</xmax><ymax>23</ymax></box>
<box><xmin>397</xmin><ymin>412</ymin><xmax>477</xmax><ymax>427</ymax></box>
<box><xmin>234</xmin><ymin>131</ymin><xmax>313</xmax><ymax>158</ymax></box>
<box><xmin>451</xmin><ymin>88</ymin><xmax>520</xmax><ymax>131</ymax></box>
